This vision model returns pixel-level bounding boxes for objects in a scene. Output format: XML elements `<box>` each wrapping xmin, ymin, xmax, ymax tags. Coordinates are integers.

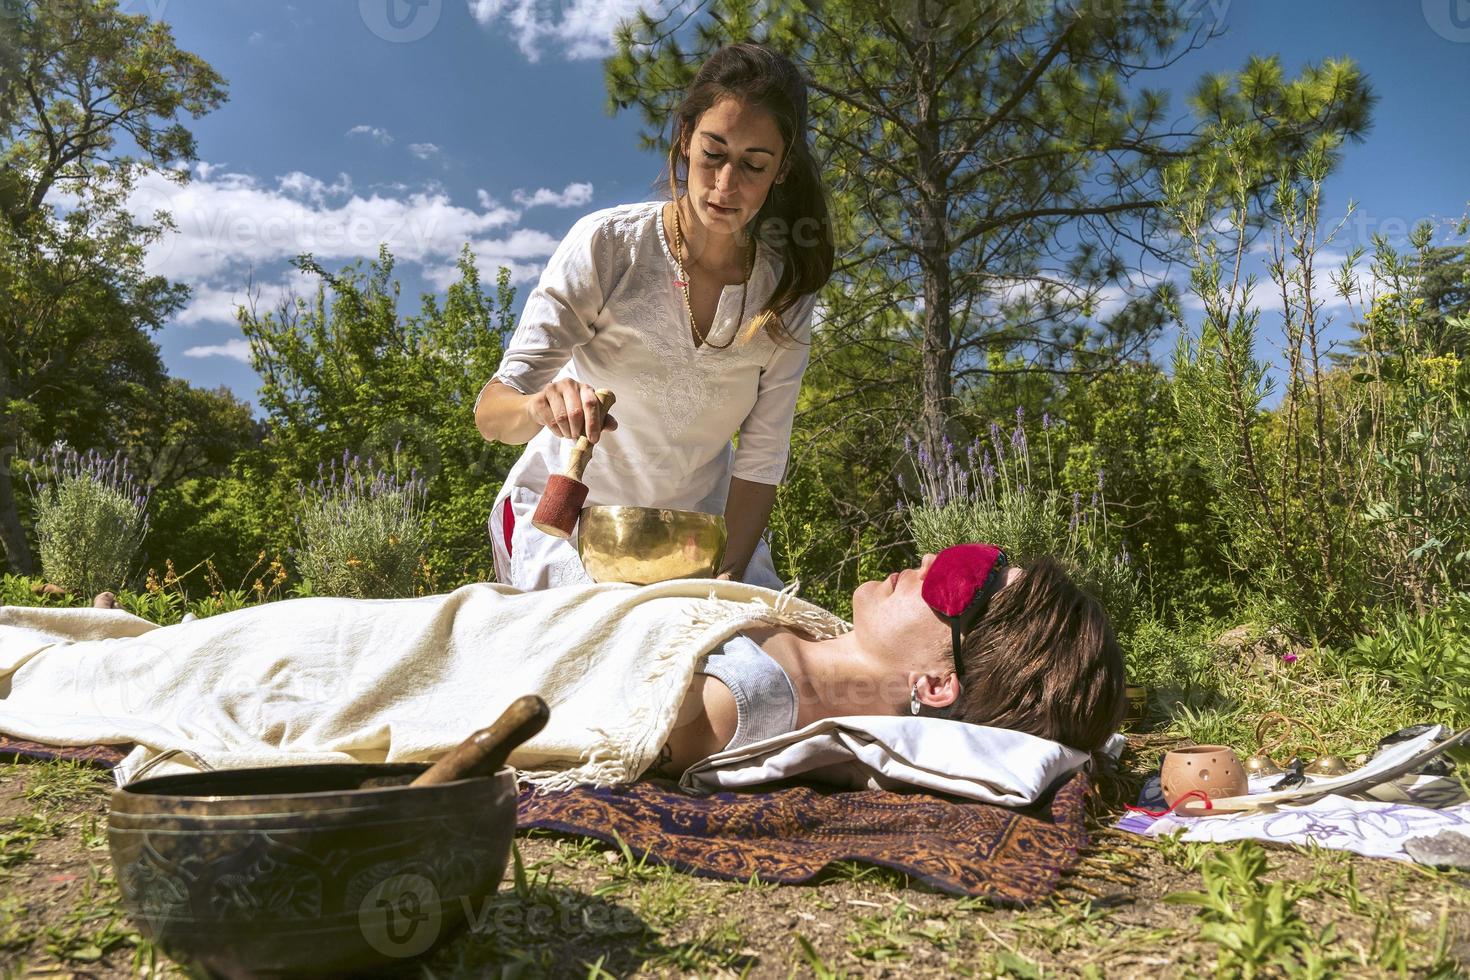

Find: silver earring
<box><xmin>909</xmin><ymin>684</ymin><xmax>921</xmax><ymax>716</ymax></box>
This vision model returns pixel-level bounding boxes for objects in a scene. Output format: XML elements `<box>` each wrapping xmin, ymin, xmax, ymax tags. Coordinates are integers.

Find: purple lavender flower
<box><xmin>1042</xmin><ymin>411</ymin><xmax>1052</xmax><ymax>431</ymax></box>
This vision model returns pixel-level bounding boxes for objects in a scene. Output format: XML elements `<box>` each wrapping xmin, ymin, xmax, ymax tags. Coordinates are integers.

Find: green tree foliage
<box><xmin>0</xmin><ymin>0</ymin><xmax>227</xmax><ymax>571</ymax></box>
<box><xmin>605</xmin><ymin>0</ymin><xmax>1374</xmax><ymax>464</ymax></box>
<box><xmin>1166</xmin><ymin>126</ymin><xmax>1470</xmax><ymax>640</ymax></box>
<box><xmin>603</xmin><ymin>0</ymin><xmax>1374</xmax><ymax>601</ymax></box>
<box><xmin>1405</xmin><ymin>241</ymin><xmax>1470</xmax><ymax>356</ymax></box>
<box><xmin>124</xmin><ymin>379</ymin><xmax>264</xmax><ymax>576</ymax></box>
<box><xmin>237</xmin><ymin>244</ymin><xmax>523</xmax><ymax>583</ymax></box>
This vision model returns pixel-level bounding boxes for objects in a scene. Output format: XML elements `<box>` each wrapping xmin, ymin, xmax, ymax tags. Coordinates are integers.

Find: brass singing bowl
<box><xmin>577</xmin><ymin>505</ymin><xmax>727</xmax><ymax>584</ymax></box>
<box><xmin>108</xmin><ymin>763</ymin><xmax>517</xmax><ymax>978</ymax></box>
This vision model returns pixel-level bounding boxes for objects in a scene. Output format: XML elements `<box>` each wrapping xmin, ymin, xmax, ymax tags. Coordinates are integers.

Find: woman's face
<box><xmin>851</xmin><ymin>554</ymin><xmax>1023</xmax><ymax>670</ymax></box>
<box><xmin>681</xmin><ymin>95</ymin><xmax>786</xmax><ymax>244</ymax></box>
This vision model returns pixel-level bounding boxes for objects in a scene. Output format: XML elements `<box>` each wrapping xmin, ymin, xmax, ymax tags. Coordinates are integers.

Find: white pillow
<box><xmin>679</xmin><ymin>715</ymin><xmax>1124</xmax><ymax>806</ymax></box>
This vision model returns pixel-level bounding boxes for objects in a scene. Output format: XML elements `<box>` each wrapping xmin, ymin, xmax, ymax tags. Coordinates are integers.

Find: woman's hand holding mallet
<box><xmin>526</xmin><ymin>379</ymin><xmax>619</xmax><ymax>442</ymax></box>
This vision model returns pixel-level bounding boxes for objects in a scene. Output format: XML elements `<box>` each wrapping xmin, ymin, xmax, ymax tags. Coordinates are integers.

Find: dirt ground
<box><xmin>1</xmin><ymin>743</ymin><xmax>1467</xmax><ymax>979</ymax></box>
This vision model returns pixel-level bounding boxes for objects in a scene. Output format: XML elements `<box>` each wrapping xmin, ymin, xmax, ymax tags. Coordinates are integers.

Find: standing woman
<box><xmin>475</xmin><ymin>43</ymin><xmax>833</xmax><ymax>591</ymax></box>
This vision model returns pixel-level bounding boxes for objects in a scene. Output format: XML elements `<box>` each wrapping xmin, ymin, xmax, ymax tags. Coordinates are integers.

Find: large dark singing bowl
<box><xmin>577</xmin><ymin>504</ymin><xmax>727</xmax><ymax>584</ymax></box>
<box><xmin>108</xmin><ymin>762</ymin><xmax>516</xmax><ymax>979</ymax></box>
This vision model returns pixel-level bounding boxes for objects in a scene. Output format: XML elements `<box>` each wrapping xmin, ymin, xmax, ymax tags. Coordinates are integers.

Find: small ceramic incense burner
<box><xmin>1160</xmin><ymin>744</ymin><xmax>1248</xmax><ymax>809</ymax></box>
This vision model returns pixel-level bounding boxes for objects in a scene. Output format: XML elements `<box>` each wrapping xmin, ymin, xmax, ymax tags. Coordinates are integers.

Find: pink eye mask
<box><xmin>920</xmin><ymin>543</ymin><xmax>1008</xmax><ymax>685</ymax></box>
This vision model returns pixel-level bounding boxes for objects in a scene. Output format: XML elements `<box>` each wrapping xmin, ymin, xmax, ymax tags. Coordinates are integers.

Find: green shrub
<box><xmin>901</xmin><ymin>409</ymin><xmax>1142</xmax><ymax>641</ymax></box>
<box><xmin>294</xmin><ymin>451</ymin><xmax>431</xmax><ymax>598</ymax></box>
<box><xmin>1165</xmin><ymin>126</ymin><xmax>1470</xmax><ymax>640</ymax></box>
<box><xmin>1330</xmin><ymin>595</ymin><xmax>1470</xmax><ymax>728</ymax></box>
<box><xmin>25</xmin><ymin>445</ymin><xmax>150</xmax><ymax>598</ymax></box>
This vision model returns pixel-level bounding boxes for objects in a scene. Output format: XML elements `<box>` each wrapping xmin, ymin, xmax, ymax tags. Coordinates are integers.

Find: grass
<box><xmin>0</xmin><ymin>583</ymin><xmax>1467</xmax><ymax>977</ymax></box>
<box><xmin>0</xmin><ymin>753</ymin><xmax>1466</xmax><ymax>978</ymax></box>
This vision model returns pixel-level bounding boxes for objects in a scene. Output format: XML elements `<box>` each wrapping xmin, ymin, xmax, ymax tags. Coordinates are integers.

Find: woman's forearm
<box><xmin>720</xmin><ymin>476</ymin><xmax>778</xmax><ymax>580</ymax></box>
<box><xmin>475</xmin><ymin>380</ymin><xmax>541</xmax><ymax>445</ymax></box>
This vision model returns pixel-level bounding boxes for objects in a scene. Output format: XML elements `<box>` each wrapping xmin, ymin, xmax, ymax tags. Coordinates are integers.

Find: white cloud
<box><xmin>346</xmin><ymin>124</ymin><xmax>394</xmax><ymax>145</ymax></box>
<box><xmin>100</xmin><ymin>163</ymin><xmax>594</xmax><ymax>332</ymax></box>
<box><xmin>408</xmin><ymin>142</ymin><xmax>441</xmax><ymax>161</ymax></box>
<box><xmin>276</xmin><ymin>170</ymin><xmax>352</xmax><ymax>205</ymax></box>
<box><xmin>183</xmin><ymin>339</ymin><xmax>253</xmax><ymax>363</ymax></box>
<box><xmin>120</xmin><ymin>164</ymin><xmax>524</xmax><ymax>284</ymax></box>
<box><xmin>247</xmin><ymin>29</ymin><xmax>265</xmax><ymax>44</ymax></box>
<box><xmin>421</xmin><ymin>227</ymin><xmax>563</xmax><ymax>290</ymax></box>
<box><xmin>175</xmin><ymin>275</ymin><xmax>310</xmax><ymax>327</ymax></box>
<box><xmin>512</xmin><ymin>181</ymin><xmax>593</xmax><ymax>209</ymax></box>
<box><xmin>467</xmin><ymin>0</ymin><xmax>676</xmax><ymax>62</ymax></box>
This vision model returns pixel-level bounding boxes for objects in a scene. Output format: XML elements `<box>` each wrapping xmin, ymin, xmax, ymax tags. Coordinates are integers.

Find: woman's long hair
<box><xmin>660</xmin><ymin>42</ymin><xmax>834</xmax><ymax>346</ymax></box>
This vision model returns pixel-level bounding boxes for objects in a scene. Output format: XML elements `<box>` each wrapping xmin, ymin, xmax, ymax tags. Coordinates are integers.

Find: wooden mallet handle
<box><xmin>561</xmin><ymin>389</ymin><xmax>616</xmax><ymax>481</ymax></box>
<box><xmin>411</xmin><ymin>695</ymin><xmax>550</xmax><ymax>786</ymax></box>
<box><xmin>530</xmin><ymin>389</ymin><xmax>616</xmax><ymax>538</ymax></box>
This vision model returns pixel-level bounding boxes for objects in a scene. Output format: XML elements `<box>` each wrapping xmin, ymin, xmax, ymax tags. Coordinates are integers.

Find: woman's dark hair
<box><xmin>661</xmin><ymin>42</ymin><xmax>833</xmax><ymax>345</ymax></box>
<box><xmin>945</xmin><ymin>556</ymin><xmax>1126</xmax><ymax>753</ymax></box>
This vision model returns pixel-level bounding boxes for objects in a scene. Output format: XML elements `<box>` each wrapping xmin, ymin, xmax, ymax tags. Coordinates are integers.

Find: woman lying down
<box><xmin>0</xmin><ymin>543</ymin><xmax>1125</xmax><ymax>789</ymax></box>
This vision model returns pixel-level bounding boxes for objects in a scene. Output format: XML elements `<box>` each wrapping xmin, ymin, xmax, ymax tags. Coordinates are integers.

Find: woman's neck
<box><xmin>747</xmin><ymin>626</ymin><xmax>902</xmax><ymax>726</ymax></box>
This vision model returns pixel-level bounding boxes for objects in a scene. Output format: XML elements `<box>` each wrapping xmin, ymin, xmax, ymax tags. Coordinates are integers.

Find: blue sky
<box><xmin>122</xmin><ymin>0</ymin><xmax>1470</xmax><ymax>409</ymax></box>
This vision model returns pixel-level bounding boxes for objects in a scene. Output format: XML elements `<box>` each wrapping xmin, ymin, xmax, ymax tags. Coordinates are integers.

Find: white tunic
<box><xmin>477</xmin><ymin>200</ymin><xmax>817</xmax><ymax>591</ymax></box>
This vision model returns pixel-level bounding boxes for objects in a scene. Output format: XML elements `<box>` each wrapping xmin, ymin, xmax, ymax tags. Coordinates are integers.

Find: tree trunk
<box><xmin>0</xmin><ymin>409</ymin><xmax>35</xmax><ymax>574</ymax></box>
<box><xmin>918</xmin><ymin>204</ymin><xmax>954</xmax><ymax>471</ymax></box>
<box><xmin>914</xmin><ymin>28</ymin><xmax>954</xmax><ymax>473</ymax></box>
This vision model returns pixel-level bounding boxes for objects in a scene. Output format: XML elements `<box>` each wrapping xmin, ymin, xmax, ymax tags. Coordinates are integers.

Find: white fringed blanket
<box><xmin>0</xmin><ymin>580</ymin><xmax>848</xmax><ymax>788</ymax></box>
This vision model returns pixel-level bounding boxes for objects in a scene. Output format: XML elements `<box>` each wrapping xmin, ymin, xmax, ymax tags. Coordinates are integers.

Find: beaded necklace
<box><xmin>670</xmin><ymin>199</ymin><xmax>755</xmax><ymax>350</ymax></box>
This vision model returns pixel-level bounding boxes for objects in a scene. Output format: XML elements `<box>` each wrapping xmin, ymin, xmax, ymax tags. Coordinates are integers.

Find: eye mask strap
<box><xmin>948</xmin><ymin>551</ymin><xmax>1008</xmax><ymax>687</ymax></box>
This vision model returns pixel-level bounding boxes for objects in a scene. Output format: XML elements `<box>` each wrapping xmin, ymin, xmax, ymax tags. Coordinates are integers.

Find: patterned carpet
<box><xmin>0</xmin><ymin>734</ymin><xmax>1090</xmax><ymax>902</ymax></box>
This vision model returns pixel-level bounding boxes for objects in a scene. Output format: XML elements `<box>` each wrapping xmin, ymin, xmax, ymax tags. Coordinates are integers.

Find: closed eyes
<box><xmin>702</xmin><ymin>150</ymin><xmax>766</xmax><ymax>173</ymax></box>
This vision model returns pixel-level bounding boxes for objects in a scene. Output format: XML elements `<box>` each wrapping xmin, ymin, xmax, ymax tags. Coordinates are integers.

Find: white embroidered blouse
<box><xmin>479</xmin><ymin>200</ymin><xmax>817</xmax><ymax>524</ymax></box>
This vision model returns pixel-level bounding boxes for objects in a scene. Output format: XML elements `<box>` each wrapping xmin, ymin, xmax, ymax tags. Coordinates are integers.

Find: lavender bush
<box><xmin>901</xmin><ymin>409</ymin><xmax>1141</xmax><ymax>639</ymax></box>
<box><xmin>295</xmin><ymin>449</ymin><xmax>431</xmax><ymax>598</ymax></box>
<box><xmin>26</xmin><ymin>444</ymin><xmax>151</xmax><ymax>597</ymax></box>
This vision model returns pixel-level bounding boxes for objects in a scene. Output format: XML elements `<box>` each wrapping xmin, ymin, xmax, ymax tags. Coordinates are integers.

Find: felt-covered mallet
<box><xmin>531</xmin><ymin>388</ymin><xmax>616</xmax><ymax>539</ymax></box>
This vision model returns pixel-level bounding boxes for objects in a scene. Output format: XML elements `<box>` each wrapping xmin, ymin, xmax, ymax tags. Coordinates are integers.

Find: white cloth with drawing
<box><xmin>481</xmin><ymin>200</ymin><xmax>818</xmax><ymax>592</ymax></box>
<box><xmin>1117</xmin><ymin>726</ymin><xmax>1470</xmax><ymax>863</ymax></box>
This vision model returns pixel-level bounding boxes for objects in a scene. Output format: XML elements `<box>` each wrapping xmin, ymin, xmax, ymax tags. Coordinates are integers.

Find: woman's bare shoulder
<box><xmin>643</xmin><ymin>673</ymin><xmax>738</xmax><ymax>780</ymax></box>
